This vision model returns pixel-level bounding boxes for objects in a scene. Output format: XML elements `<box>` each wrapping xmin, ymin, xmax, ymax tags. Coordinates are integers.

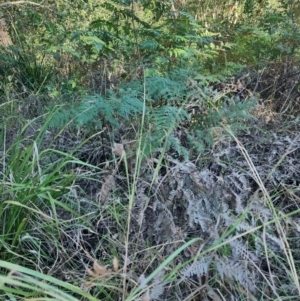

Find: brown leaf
<box><xmin>93</xmin><ymin>260</ymin><xmax>110</xmax><ymax>276</ymax></box>
<box><xmin>97</xmin><ymin>174</ymin><xmax>116</xmax><ymax>204</ymax></box>
<box><xmin>112</xmin><ymin>143</ymin><xmax>125</xmax><ymax>157</ymax></box>
<box><xmin>86</xmin><ymin>268</ymin><xmax>97</xmax><ymax>277</ymax></box>
<box><xmin>113</xmin><ymin>257</ymin><xmax>118</xmax><ymax>272</ymax></box>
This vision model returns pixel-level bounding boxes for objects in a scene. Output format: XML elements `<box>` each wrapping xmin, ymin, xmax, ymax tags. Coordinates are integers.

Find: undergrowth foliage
<box><xmin>131</xmin><ymin>127</ymin><xmax>300</xmax><ymax>299</ymax></box>
<box><xmin>1</xmin><ymin>0</ymin><xmax>300</xmax><ymax>300</ymax></box>
<box><xmin>50</xmin><ymin>70</ymin><xmax>257</xmax><ymax>158</ymax></box>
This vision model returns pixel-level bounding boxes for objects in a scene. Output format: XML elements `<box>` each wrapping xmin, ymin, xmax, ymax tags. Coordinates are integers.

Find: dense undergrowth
<box><xmin>1</xmin><ymin>0</ymin><xmax>300</xmax><ymax>300</ymax></box>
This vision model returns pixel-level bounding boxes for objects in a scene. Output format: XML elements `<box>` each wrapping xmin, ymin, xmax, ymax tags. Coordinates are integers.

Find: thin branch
<box><xmin>0</xmin><ymin>1</ymin><xmax>48</xmax><ymax>8</ymax></box>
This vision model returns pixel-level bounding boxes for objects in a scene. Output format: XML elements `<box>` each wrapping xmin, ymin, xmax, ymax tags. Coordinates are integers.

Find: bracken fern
<box><xmin>50</xmin><ymin>69</ymin><xmax>256</xmax><ymax>160</ymax></box>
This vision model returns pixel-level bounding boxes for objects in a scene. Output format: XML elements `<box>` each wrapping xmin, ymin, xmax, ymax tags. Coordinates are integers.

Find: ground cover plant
<box><xmin>1</xmin><ymin>0</ymin><xmax>300</xmax><ymax>300</ymax></box>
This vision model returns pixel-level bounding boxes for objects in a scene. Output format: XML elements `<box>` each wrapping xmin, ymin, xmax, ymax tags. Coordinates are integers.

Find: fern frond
<box><xmin>150</xmin><ymin>270</ymin><xmax>165</xmax><ymax>300</ymax></box>
<box><xmin>215</xmin><ymin>258</ymin><xmax>256</xmax><ymax>292</ymax></box>
<box><xmin>48</xmin><ymin>107</ymin><xmax>73</xmax><ymax>128</ymax></box>
<box><xmin>181</xmin><ymin>255</ymin><xmax>212</xmax><ymax>277</ymax></box>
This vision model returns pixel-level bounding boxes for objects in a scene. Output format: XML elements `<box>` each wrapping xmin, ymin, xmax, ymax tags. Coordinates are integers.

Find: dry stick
<box><xmin>2</xmin><ymin>124</ymin><xmax>6</xmax><ymax>176</ymax></box>
<box><xmin>122</xmin><ymin>68</ymin><xmax>147</xmax><ymax>300</ymax></box>
<box><xmin>279</xmin><ymin>81</ymin><xmax>298</xmax><ymax>115</ymax></box>
<box><xmin>234</xmin><ymin>133</ymin><xmax>281</xmax><ymax>295</ymax></box>
<box><xmin>261</xmin><ymin>225</ymin><xmax>278</xmax><ymax>296</ymax></box>
<box><xmin>181</xmin><ymin>284</ymin><xmax>206</xmax><ymax>301</ymax></box>
<box><xmin>264</xmin><ymin>134</ymin><xmax>300</xmax><ymax>184</ymax></box>
<box><xmin>0</xmin><ymin>1</ymin><xmax>47</xmax><ymax>7</ymax></box>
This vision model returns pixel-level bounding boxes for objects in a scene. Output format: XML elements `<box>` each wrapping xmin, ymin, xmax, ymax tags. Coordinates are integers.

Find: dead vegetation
<box><xmin>1</xmin><ymin>54</ymin><xmax>300</xmax><ymax>300</ymax></box>
<box><xmin>37</xmin><ymin>97</ymin><xmax>300</xmax><ymax>300</ymax></box>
